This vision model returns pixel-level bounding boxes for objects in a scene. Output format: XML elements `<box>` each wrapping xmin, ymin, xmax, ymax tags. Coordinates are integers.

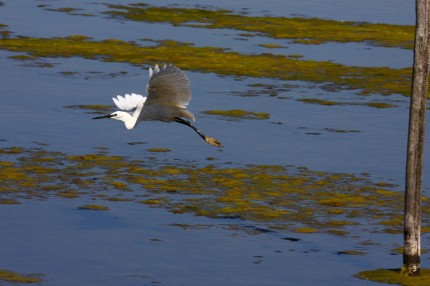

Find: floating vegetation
<box><xmin>43</xmin><ymin>6</ymin><xmax>94</xmax><ymax>17</ymax></box>
<box><xmin>7</xmin><ymin>53</ymin><xmax>54</xmax><ymax>68</ymax></box>
<box><xmin>139</xmin><ymin>197</ymin><xmax>171</xmax><ymax>206</ymax></box>
<box><xmin>45</xmin><ymin>7</ymin><xmax>79</xmax><ymax>13</ymax></box>
<box><xmin>103</xmin><ymin>4</ymin><xmax>414</xmax><ymax>49</ymax></box>
<box><xmin>60</xmin><ymin>71</ymin><xmax>78</xmax><ymax>76</ymax></box>
<box><xmin>0</xmin><ymin>23</ymin><xmax>10</xmax><ymax>38</ymax></box>
<box><xmin>297</xmin><ymin>98</ymin><xmax>398</xmax><ymax>108</ymax></box>
<box><xmin>258</xmin><ymin>43</ymin><xmax>285</xmax><ymax>49</ymax></box>
<box><xmin>0</xmin><ymin>198</ymin><xmax>21</xmax><ymax>205</ymax></box>
<box><xmin>1</xmin><ymin>146</ymin><xmax>428</xmax><ymax>245</ymax></box>
<box><xmin>337</xmin><ymin>250</ymin><xmax>366</xmax><ymax>256</ymax></box>
<box><xmin>0</xmin><ymin>269</ymin><xmax>41</xmax><ymax>283</ymax></box>
<box><xmin>203</xmin><ymin>109</ymin><xmax>270</xmax><ymax>120</ymax></box>
<box><xmin>8</xmin><ymin>54</ymin><xmax>37</xmax><ymax>61</ymax></box>
<box><xmin>287</xmin><ymin>54</ymin><xmax>303</xmax><ymax>59</ymax></box>
<box><xmin>0</xmin><ymin>35</ymin><xmax>413</xmax><ymax>96</ymax></box>
<box><xmin>357</xmin><ymin>268</ymin><xmax>430</xmax><ymax>285</ymax></box>
<box><xmin>78</xmin><ymin>204</ymin><xmax>109</xmax><ymax>211</ymax></box>
<box><xmin>298</xmin><ymin>98</ymin><xmax>340</xmax><ymax>106</ymax></box>
<box><xmin>294</xmin><ymin>227</ymin><xmax>319</xmax><ymax>234</ymax></box>
<box><xmin>366</xmin><ymin>102</ymin><xmax>398</xmax><ymax>109</ymax></box>
<box><xmin>147</xmin><ymin>148</ymin><xmax>171</xmax><ymax>153</ymax></box>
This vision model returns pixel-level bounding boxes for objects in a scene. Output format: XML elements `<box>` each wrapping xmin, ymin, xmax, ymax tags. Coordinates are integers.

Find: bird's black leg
<box><xmin>175</xmin><ymin>117</ymin><xmax>205</xmax><ymax>140</ymax></box>
<box><xmin>174</xmin><ymin>117</ymin><xmax>222</xmax><ymax>147</ymax></box>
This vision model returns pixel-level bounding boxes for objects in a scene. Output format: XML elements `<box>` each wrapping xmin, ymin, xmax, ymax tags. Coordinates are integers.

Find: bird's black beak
<box><xmin>92</xmin><ymin>114</ymin><xmax>113</xmax><ymax>120</ymax></box>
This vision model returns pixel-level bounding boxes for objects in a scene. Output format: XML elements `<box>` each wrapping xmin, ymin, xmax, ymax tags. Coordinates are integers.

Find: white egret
<box><xmin>92</xmin><ymin>64</ymin><xmax>222</xmax><ymax>147</ymax></box>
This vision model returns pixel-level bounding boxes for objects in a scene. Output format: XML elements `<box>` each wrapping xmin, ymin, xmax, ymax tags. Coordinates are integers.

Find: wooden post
<box><xmin>403</xmin><ymin>0</ymin><xmax>430</xmax><ymax>276</ymax></box>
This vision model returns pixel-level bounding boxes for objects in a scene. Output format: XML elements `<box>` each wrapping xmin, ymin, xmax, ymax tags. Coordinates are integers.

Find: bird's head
<box><xmin>92</xmin><ymin>111</ymin><xmax>135</xmax><ymax>129</ymax></box>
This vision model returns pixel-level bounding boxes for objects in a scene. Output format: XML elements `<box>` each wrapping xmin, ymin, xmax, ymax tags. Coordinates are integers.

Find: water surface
<box><xmin>0</xmin><ymin>1</ymin><xmax>428</xmax><ymax>285</ymax></box>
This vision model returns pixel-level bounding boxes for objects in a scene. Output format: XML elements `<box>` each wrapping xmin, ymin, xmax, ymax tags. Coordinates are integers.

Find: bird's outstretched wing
<box><xmin>112</xmin><ymin>93</ymin><xmax>146</xmax><ymax>111</ymax></box>
<box><xmin>145</xmin><ymin>64</ymin><xmax>191</xmax><ymax>109</ymax></box>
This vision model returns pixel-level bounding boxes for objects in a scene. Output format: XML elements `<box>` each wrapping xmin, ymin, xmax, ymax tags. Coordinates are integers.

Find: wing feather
<box><xmin>145</xmin><ymin>64</ymin><xmax>191</xmax><ymax>108</ymax></box>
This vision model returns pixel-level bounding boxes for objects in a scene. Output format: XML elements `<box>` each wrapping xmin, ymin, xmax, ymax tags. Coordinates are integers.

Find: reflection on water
<box><xmin>0</xmin><ymin>0</ymin><xmax>428</xmax><ymax>285</ymax></box>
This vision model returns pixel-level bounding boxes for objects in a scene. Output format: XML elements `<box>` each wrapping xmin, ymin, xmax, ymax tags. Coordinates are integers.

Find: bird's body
<box><xmin>93</xmin><ymin>64</ymin><xmax>222</xmax><ymax>147</ymax></box>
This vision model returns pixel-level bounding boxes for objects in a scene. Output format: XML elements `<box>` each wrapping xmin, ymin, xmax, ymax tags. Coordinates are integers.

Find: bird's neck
<box><xmin>123</xmin><ymin>102</ymin><xmax>144</xmax><ymax>130</ymax></box>
<box><xmin>124</xmin><ymin>116</ymin><xmax>137</xmax><ymax>130</ymax></box>
<box><xmin>114</xmin><ymin>111</ymin><xmax>137</xmax><ymax>130</ymax></box>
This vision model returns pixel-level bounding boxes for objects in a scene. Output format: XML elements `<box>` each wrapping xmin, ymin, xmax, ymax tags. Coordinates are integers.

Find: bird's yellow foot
<box><xmin>205</xmin><ymin>136</ymin><xmax>223</xmax><ymax>147</ymax></box>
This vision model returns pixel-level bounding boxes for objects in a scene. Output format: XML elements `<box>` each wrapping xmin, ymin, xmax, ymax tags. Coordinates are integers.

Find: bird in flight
<box><xmin>92</xmin><ymin>64</ymin><xmax>222</xmax><ymax>147</ymax></box>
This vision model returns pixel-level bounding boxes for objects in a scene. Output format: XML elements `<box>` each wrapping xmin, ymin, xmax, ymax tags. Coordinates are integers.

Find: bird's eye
<box><xmin>112</xmin><ymin>113</ymin><xmax>117</xmax><ymax>117</ymax></box>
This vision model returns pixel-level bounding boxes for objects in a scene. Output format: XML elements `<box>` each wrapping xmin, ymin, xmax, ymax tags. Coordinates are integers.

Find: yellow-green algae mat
<box><xmin>85</xmin><ymin>4</ymin><xmax>416</xmax><ymax>49</ymax></box>
<box><xmin>0</xmin><ymin>269</ymin><xmax>41</xmax><ymax>283</ymax></box>
<box><xmin>357</xmin><ymin>269</ymin><xmax>430</xmax><ymax>286</ymax></box>
<box><xmin>3</xmin><ymin>146</ymin><xmax>430</xmax><ymax>285</ymax></box>
<box><xmin>2</xmin><ymin>146</ymin><xmax>430</xmax><ymax>239</ymax></box>
<box><xmin>0</xmin><ymin>28</ymin><xmax>413</xmax><ymax>97</ymax></box>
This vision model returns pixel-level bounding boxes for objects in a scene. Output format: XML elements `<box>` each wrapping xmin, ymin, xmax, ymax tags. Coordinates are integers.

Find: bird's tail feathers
<box><xmin>182</xmin><ymin>109</ymin><xmax>195</xmax><ymax>122</ymax></box>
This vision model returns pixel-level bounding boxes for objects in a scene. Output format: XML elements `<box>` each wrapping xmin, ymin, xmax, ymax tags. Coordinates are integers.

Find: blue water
<box><xmin>0</xmin><ymin>0</ymin><xmax>428</xmax><ymax>285</ymax></box>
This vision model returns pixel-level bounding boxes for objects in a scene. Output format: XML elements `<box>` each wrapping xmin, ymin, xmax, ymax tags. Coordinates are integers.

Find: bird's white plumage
<box><xmin>112</xmin><ymin>93</ymin><xmax>146</xmax><ymax>111</ymax></box>
<box><xmin>93</xmin><ymin>64</ymin><xmax>221</xmax><ymax>147</ymax></box>
<box><xmin>112</xmin><ymin>64</ymin><xmax>193</xmax><ymax>122</ymax></box>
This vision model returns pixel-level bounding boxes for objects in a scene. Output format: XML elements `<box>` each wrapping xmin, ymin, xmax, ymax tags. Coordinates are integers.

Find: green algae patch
<box><xmin>258</xmin><ymin>43</ymin><xmax>285</xmax><ymax>49</ymax></box>
<box><xmin>78</xmin><ymin>204</ymin><xmax>109</xmax><ymax>211</ymax></box>
<box><xmin>139</xmin><ymin>197</ymin><xmax>170</xmax><ymax>206</ymax></box>
<box><xmin>109</xmin><ymin>181</ymin><xmax>128</xmax><ymax>190</ymax></box>
<box><xmin>203</xmin><ymin>109</ymin><xmax>270</xmax><ymax>120</ymax></box>
<box><xmin>366</xmin><ymin>102</ymin><xmax>397</xmax><ymax>109</ymax></box>
<box><xmin>47</xmin><ymin>7</ymin><xmax>77</xmax><ymax>13</ymax></box>
<box><xmin>337</xmin><ymin>250</ymin><xmax>366</xmax><ymax>255</ymax></box>
<box><xmin>357</xmin><ymin>268</ymin><xmax>430</xmax><ymax>286</ymax></box>
<box><xmin>298</xmin><ymin>98</ymin><xmax>340</xmax><ymax>106</ymax></box>
<box><xmin>56</xmin><ymin>190</ymin><xmax>80</xmax><ymax>199</ymax></box>
<box><xmin>0</xmin><ymin>199</ymin><xmax>21</xmax><ymax>204</ymax></box>
<box><xmin>298</xmin><ymin>98</ymin><xmax>399</xmax><ymax>108</ymax></box>
<box><xmin>42</xmin><ymin>6</ymin><xmax>95</xmax><ymax>17</ymax></box>
<box><xmin>104</xmin><ymin>4</ymin><xmax>414</xmax><ymax>49</ymax></box>
<box><xmin>147</xmin><ymin>148</ymin><xmax>171</xmax><ymax>153</ymax></box>
<box><xmin>0</xmin><ymin>23</ymin><xmax>11</xmax><ymax>38</ymax></box>
<box><xmin>104</xmin><ymin>197</ymin><xmax>133</xmax><ymax>202</ymax></box>
<box><xmin>288</xmin><ymin>54</ymin><xmax>304</xmax><ymax>59</ymax></box>
<box><xmin>0</xmin><ymin>36</ymin><xmax>414</xmax><ymax>97</ymax></box>
<box><xmin>294</xmin><ymin>227</ymin><xmax>319</xmax><ymax>234</ymax></box>
<box><xmin>0</xmin><ymin>269</ymin><xmax>41</xmax><ymax>283</ymax></box>
<box><xmin>2</xmin><ymin>146</ymin><xmax>429</xmax><ymax>243</ymax></box>
<box><xmin>8</xmin><ymin>54</ymin><xmax>37</xmax><ymax>61</ymax></box>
